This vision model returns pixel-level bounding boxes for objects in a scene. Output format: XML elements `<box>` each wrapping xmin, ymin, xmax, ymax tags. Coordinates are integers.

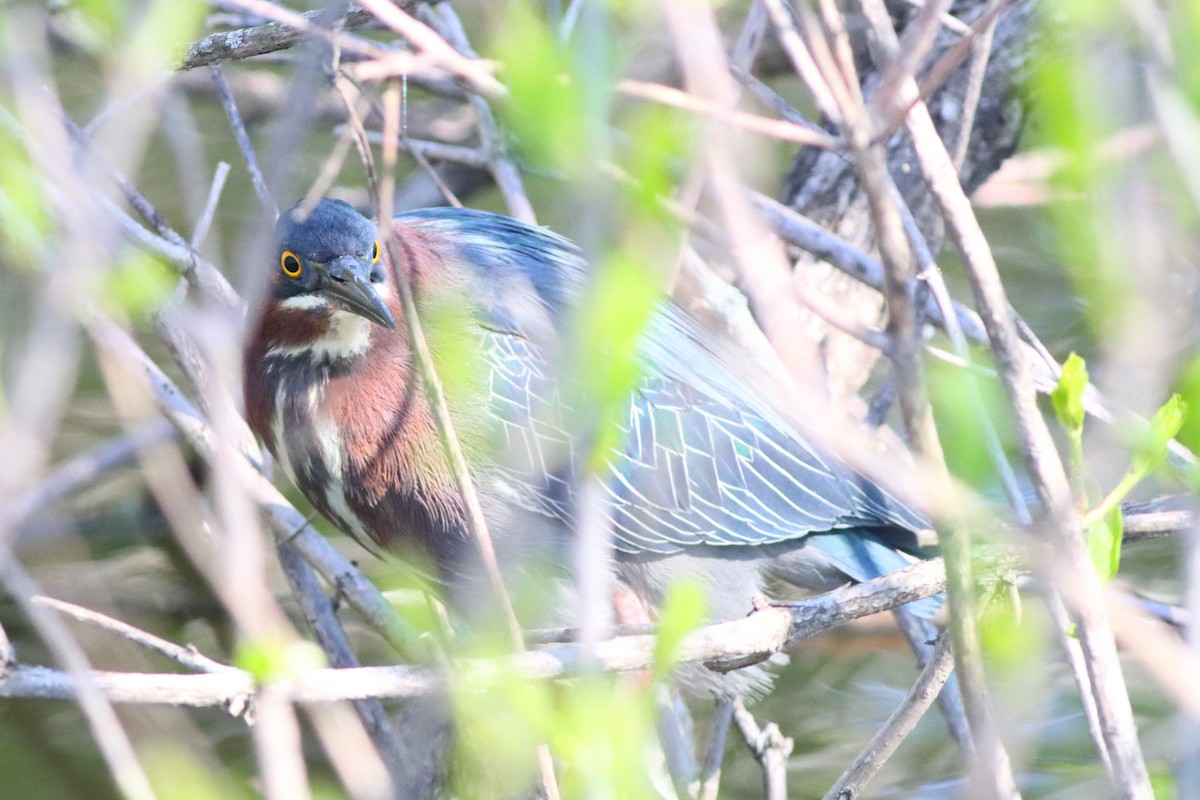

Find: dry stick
<box><xmin>731</xmin><ymin>699</ymin><xmax>791</xmax><ymax>800</ymax></box>
<box><xmin>206</xmin><ymin>0</ymin><xmax>389</xmax><ymax>65</ymax></box>
<box><xmin>731</xmin><ymin>0</ymin><xmax>770</xmax><ymax>70</ymax></box>
<box><xmin>1040</xmin><ymin>588</ymin><xmax>1114</xmax><ymax>775</ymax></box>
<box><xmin>210</xmin><ymin>65</ymin><xmax>277</xmax><ymax>218</ymax></box>
<box><xmin>878</xmin><ymin>0</ymin><xmax>1011</xmax><ymax>144</ymax></box>
<box><xmin>897</xmin><ymin>0</ymin><xmax>974</xmax><ymax>35</ymax></box>
<box><xmin>276</xmin><ymin>543</ymin><xmax>402</xmax><ymax>799</ymax></box>
<box><xmin>353</xmin><ymin>0</ymin><xmax>504</xmax><ymax>98</ymax></box>
<box><xmin>827</xmin><ymin>0</ymin><xmax>1020</xmax><ymax>795</ymax></box>
<box><xmin>891</xmin><ymin>179</ymin><xmax>1029</xmax><ymax>523</ymax></box>
<box><xmin>698</xmin><ymin>698</ymin><xmax>735</xmax><ymax>800</ymax></box>
<box><xmin>180</xmin><ymin>3</ymin><xmax>380</xmax><ymax>70</ymax></box>
<box><xmin>0</xmin><ymin>421</ymin><xmax>175</xmax><ymax>536</ymax></box>
<box><xmin>867</xmin><ymin>0</ymin><xmax>956</xmax><ymax>124</ymax></box>
<box><xmin>425</xmin><ymin>2</ymin><xmax>536</xmax><ymax>223</ymax></box>
<box><xmin>753</xmin><ymin>187</ymin><xmax>1191</xmax><ymax>470</ymax></box>
<box><xmin>730</xmin><ymin>64</ymin><xmax>834</xmax><ymax>135</ymax></box>
<box><xmin>0</xmin><ymin>556</ymin><xmax>947</xmax><ymax>705</ymax></box>
<box><xmin>61</xmin><ymin>115</ymin><xmax>243</xmax><ymax>313</ymax></box>
<box><xmin>9</xmin><ymin>540</ymin><xmax>1192</xmax><ymax>710</ymax></box>
<box><xmin>760</xmin><ymin>0</ymin><xmax>842</xmax><ymax>124</ymax></box>
<box><xmin>871</xmin><ymin>7</ymin><xmax>1153</xmax><ymax>799</ymax></box>
<box><xmin>31</xmin><ymin>596</ymin><xmax>239</xmax><ymax>676</ymax></box>
<box><xmin>822</xmin><ymin>633</ymin><xmax>957</xmax><ymax>800</ymax></box>
<box><xmin>374</xmin><ymin>83</ymin><xmax>560</xmax><ymax>800</ymax></box>
<box><xmin>656</xmin><ymin>689</ymin><xmax>699</xmax><ymax>800</ymax></box>
<box><xmin>949</xmin><ymin>9</ymin><xmax>999</xmax><ymax>172</ymax></box>
<box><xmin>191</xmin><ymin>161</ymin><xmax>232</xmax><ymax>249</ymax></box>
<box><xmin>618</xmin><ymin>79</ymin><xmax>839</xmax><ymax>149</ymax></box>
<box><xmin>0</xmin><ymin>617</ymin><xmax>13</xmax><ymax>668</ymax></box>
<box><xmin>0</xmin><ymin>545</ymin><xmax>157</xmax><ymax>800</ymax></box>
<box><xmin>345</xmin><ymin>127</ymin><xmax>491</xmax><ymax>168</ymax></box>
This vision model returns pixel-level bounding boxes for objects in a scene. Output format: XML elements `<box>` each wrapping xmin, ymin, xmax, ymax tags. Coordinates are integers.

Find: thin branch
<box><xmin>374</xmin><ymin>79</ymin><xmax>559</xmax><ymax>800</ymax></box>
<box><xmin>0</xmin><ymin>421</ymin><xmax>175</xmax><ymax>536</ymax></box>
<box><xmin>0</xmin><ymin>546</ymin><xmax>157</xmax><ymax>800</ymax></box>
<box><xmin>731</xmin><ymin>699</ymin><xmax>791</xmax><ymax>800</ymax></box>
<box><xmin>822</xmin><ymin>633</ymin><xmax>957</xmax><ymax>800</ymax></box>
<box><xmin>190</xmin><ymin>161</ymin><xmax>232</xmax><ymax>249</ymax></box>
<box><xmin>353</xmin><ymin>0</ymin><xmax>504</xmax><ymax>97</ymax></box>
<box><xmin>698</xmin><ymin>699</ymin><xmax>734</xmax><ymax>800</ymax></box>
<box><xmin>275</xmin><ymin>542</ymin><xmax>401</xmax><ymax>798</ymax></box>
<box><xmin>210</xmin><ymin>65</ymin><xmax>277</xmax><ymax>218</ymax></box>
<box><xmin>341</xmin><ymin>125</ymin><xmax>491</xmax><ymax>168</ymax></box>
<box><xmin>867</xmin><ymin>0</ymin><xmax>954</xmax><ymax>126</ymax></box>
<box><xmin>30</xmin><ymin>596</ymin><xmax>238</xmax><ymax>676</ymax></box>
<box><xmin>179</xmin><ymin>3</ymin><xmax>379</xmax><ymax>70</ymax></box>
<box><xmin>1</xmin><ymin>556</ymin><xmax>949</xmax><ymax>706</ymax></box>
<box><xmin>878</xmin><ymin>1</ymin><xmax>1153</xmax><ymax>794</ymax></box>
<box><xmin>618</xmin><ymin>79</ymin><xmax>839</xmax><ymax>149</ymax></box>
<box><xmin>760</xmin><ymin>0</ymin><xmax>842</xmax><ymax>124</ymax></box>
<box><xmin>424</xmin><ymin>3</ymin><xmax>536</xmax><ymax>222</ymax></box>
<box><xmin>950</xmin><ymin>9</ymin><xmax>998</xmax><ymax>171</ymax></box>
<box><xmin>854</xmin><ymin>3</ymin><xmax>1019</xmax><ymax>797</ymax></box>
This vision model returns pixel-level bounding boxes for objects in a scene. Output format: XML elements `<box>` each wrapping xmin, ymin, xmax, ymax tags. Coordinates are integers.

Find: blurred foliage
<box><xmin>3</xmin><ymin>0</ymin><xmax>1200</xmax><ymax>798</ymax></box>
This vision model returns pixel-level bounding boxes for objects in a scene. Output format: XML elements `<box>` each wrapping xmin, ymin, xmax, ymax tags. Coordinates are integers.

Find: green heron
<box><xmin>243</xmin><ymin>198</ymin><xmax>935</xmax><ymax>664</ymax></box>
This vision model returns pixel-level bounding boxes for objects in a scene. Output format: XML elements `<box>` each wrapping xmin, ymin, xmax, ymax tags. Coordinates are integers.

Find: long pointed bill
<box><xmin>320</xmin><ymin>256</ymin><xmax>397</xmax><ymax>329</ymax></box>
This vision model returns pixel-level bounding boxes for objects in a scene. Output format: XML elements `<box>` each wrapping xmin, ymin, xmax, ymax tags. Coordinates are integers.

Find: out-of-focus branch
<box><xmin>822</xmin><ymin>633</ymin><xmax>957</xmax><ymax>800</ymax></box>
<box><xmin>731</xmin><ymin>698</ymin><xmax>791</xmax><ymax>800</ymax></box>
<box><xmin>0</xmin><ymin>547</ymin><xmax>157</xmax><ymax>800</ymax></box>
<box><xmin>866</xmin><ymin>1</ymin><xmax>1152</xmax><ymax>795</ymax></box>
<box><xmin>180</xmin><ymin>3</ymin><xmax>379</xmax><ymax>70</ymax></box>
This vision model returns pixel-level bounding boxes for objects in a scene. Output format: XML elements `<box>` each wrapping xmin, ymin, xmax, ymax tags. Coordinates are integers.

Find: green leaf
<box><xmin>651</xmin><ymin>578</ymin><xmax>707</xmax><ymax>679</ymax></box>
<box><xmin>979</xmin><ymin>585</ymin><xmax>1044</xmax><ymax>672</ymax></box>
<box><xmin>1051</xmin><ymin>352</ymin><xmax>1088</xmax><ymax>436</ymax></box>
<box><xmin>490</xmin><ymin>3</ymin><xmax>604</xmax><ymax>175</ymax></box>
<box><xmin>1131</xmin><ymin>393</ymin><xmax>1186</xmax><ymax>477</ymax></box>
<box><xmin>1086</xmin><ymin>504</ymin><xmax>1123</xmax><ymax>583</ymax></box>
<box><xmin>102</xmin><ymin>248</ymin><xmax>176</xmax><ymax>318</ymax></box>
<box><xmin>233</xmin><ymin>638</ymin><xmax>325</xmax><ymax>685</ymax></box>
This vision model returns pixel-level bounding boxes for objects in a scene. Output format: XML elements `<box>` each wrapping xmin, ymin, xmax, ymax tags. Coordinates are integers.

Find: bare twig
<box><xmin>191</xmin><ymin>161</ymin><xmax>232</xmax><ymax>249</ymax></box>
<box><xmin>950</xmin><ymin>9</ymin><xmax>998</xmax><ymax>171</ymax></box>
<box><xmin>276</xmin><ymin>542</ymin><xmax>401</xmax><ymax>799</ymax></box>
<box><xmin>853</xmin><ymin>3</ymin><xmax>1019</xmax><ymax>796</ymax></box>
<box><xmin>822</xmin><ymin>633</ymin><xmax>956</xmax><ymax>800</ymax></box>
<box><xmin>179</xmin><ymin>3</ymin><xmax>379</xmax><ymax>70</ymax></box>
<box><xmin>699</xmin><ymin>699</ymin><xmax>735</xmax><ymax>800</ymax></box>
<box><xmin>618</xmin><ymin>79</ymin><xmax>839</xmax><ymax>149</ymax></box>
<box><xmin>373</xmin><ymin>79</ymin><xmax>559</xmax><ymax>799</ymax></box>
<box><xmin>1</xmin><ymin>422</ymin><xmax>175</xmax><ymax>536</ymax></box>
<box><xmin>760</xmin><ymin>0</ymin><xmax>841</xmax><ymax>124</ymax></box>
<box><xmin>1</xmin><ymin>556</ymin><xmax>949</xmax><ymax>706</ymax></box>
<box><xmin>30</xmin><ymin>596</ymin><xmax>238</xmax><ymax>676</ymax></box>
<box><xmin>875</xmin><ymin>0</ymin><xmax>1153</xmax><ymax>793</ymax></box>
<box><xmin>210</xmin><ymin>65</ymin><xmax>277</xmax><ymax>218</ymax></box>
<box><xmin>353</xmin><ymin>0</ymin><xmax>504</xmax><ymax>97</ymax></box>
<box><xmin>731</xmin><ymin>699</ymin><xmax>791</xmax><ymax>800</ymax></box>
<box><xmin>423</xmin><ymin>3</ymin><xmax>536</xmax><ymax>222</ymax></box>
<box><xmin>0</xmin><ymin>546</ymin><xmax>157</xmax><ymax>800</ymax></box>
<box><xmin>342</xmin><ymin>125</ymin><xmax>491</xmax><ymax>168</ymax></box>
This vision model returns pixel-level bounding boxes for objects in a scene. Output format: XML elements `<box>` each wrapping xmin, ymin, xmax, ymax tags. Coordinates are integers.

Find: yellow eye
<box><xmin>281</xmin><ymin>250</ymin><xmax>302</xmax><ymax>278</ymax></box>
<box><xmin>371</xmin><ymin>240</ymin><xmax>381</xmax><ymax>263</ymax></box>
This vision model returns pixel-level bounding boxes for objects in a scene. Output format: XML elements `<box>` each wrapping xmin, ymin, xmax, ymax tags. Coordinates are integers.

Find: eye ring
<box><xmin>281</xmin><ymin>250</ymin><xmax>303</xmax><ymax>278</ymax></box>
<box><xmin>371</xmin><ymin>240</ymin><xmax>381</xmax><ymax>263</ymax></box>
